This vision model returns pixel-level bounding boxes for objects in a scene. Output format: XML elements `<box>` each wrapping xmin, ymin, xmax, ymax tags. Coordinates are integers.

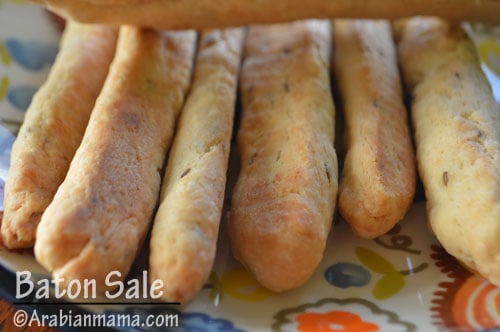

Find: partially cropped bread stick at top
<box><xmin>1</xmin><ymin>22</ymin><xmax>117</xmax><ymax>249</ymax></box>
<box><xmin>149</xmin><ymin>28</ymin><xmax>245</xmax><ymax>304</ymax></box>
<box><xmin>333</xmin><ymin>20</ymin><xmax>416</xmax><ymax>239</ymax></box>
<box><xmin>227</xmin><ymin>20</ymin><xmax>338</xmax><ymax>292</ymax></box>
<box><xmin>30</xmin><ymin>0</ymin><xmax>500</xmax><ymax>30</ymax></box>
<box><xmin>396</xmin><ymin>18</ymin><xmax>500</xmax><ymax>286</ymax></box>
<box><xmin>34</xmin><ymin>27</ymin><xmax>197</xmax><ymax>291</ymax></box>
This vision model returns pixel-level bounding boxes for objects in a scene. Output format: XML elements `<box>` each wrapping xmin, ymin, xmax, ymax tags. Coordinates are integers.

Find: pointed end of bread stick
<box><xmin>149</xmin><ymin>223</ymin><xmax>215</xmax><ymax>304</ymax></box>
<box><xmin>149</xmin><ymin>256</ymin><xmax>210</xmax><ymax>304</ymax></box>
<box><xmin>34</xmin><ymin>208</ymin><xmax>91</xmax><ymax>274</ymax></box>
<box><xmin>1</xmin><ymin>210</ymin><xmax>42</xmax><ymax>249</ymax></box>
<box><xmin>338</xmin><ymin>182</ymin><xmax>415</xmax><ymax>239</ymax></box>
<box><xmin>227</xmin><ymin>194</ymin><xmax>329</xmax><ymax>292</ymax></box>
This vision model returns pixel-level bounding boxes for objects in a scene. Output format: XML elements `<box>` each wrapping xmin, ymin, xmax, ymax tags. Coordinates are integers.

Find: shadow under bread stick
<box><xmin>1</xmin><ymin>22</ymin><xmax>117</xmax><ymax>249</ymax></box>
<box><xmin>333</xmin><ymin>20</ymin><xmax>416</xmax><ymax>239</ymax></box>
<box><xmin>149</xmin><ymin>28</ymin><xmax>245</xmax><ymax>304</ymax></box>
<box><xmin>396</xmin><ymin>18</ymin><xmax>500</xmax><ymax>286</ymax></box>
<box><xmin>34</xmin><ymin>27</ymin><xmax>197</xmax><ymax>291</ymax></box>
<box><xmin>30</xmin><ymin>0</ymin><xmax>500</xmax><ymax>30</ymax></box>
<box><xmin>227</xmin><ymin>20</ymin><xmax>338</xmax><ymax>292</ymax></box>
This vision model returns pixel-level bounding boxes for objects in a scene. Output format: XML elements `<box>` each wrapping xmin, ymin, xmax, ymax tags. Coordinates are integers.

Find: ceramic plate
<box><xmin>1</xmin><ymin>1</ymin><xmax>500</xmax><ymax>331</ymax></box>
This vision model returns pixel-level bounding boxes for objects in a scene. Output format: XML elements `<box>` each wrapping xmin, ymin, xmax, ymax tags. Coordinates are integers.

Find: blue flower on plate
<box><xmin>4</xmin><ymin>39</ymin><xmax>58</xmax><ymax>71</ymax></box>
<box><xmin>179</xmin><ymin>312</ymin><xmax>245</xmax><ymax>332</ymax></box>
<box><xmin>7</xmin><ymin>85</ymin><xmax>37</xmax><ymax>111</ymax></box>
<box><xmin>324</xmin><ymin>262</ymin><xmax>371</xmax><ymax>289</ymax></box>
<box><xmin>104</xmin><ymin>306</ymin><xmax>244</xmax><ymax>332</ymax></box>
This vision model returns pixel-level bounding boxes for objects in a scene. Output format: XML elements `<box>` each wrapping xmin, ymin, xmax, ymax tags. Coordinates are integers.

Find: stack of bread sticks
<box><xmin>1</xmin><ymin>0</ymin><xmax>499</xmax><ymax>304</ymax></box>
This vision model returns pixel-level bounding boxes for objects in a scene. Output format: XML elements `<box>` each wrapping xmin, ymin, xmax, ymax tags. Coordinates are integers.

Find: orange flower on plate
<box><xmin>431</xmin><ymin>244</ymin><xmax>500</xmax><ymax>331</ymax></box>
<box><xmin>296</xmin><ymin>310</ymin><xmax>379</xmax><ymax>332</ymax></box>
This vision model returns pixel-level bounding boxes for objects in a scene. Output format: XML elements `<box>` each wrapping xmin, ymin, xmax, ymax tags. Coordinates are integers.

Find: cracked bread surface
<box><xmin>333</xmin><ymin>19</ymin><xmax>417</xmax><ymax>239</ymax></box>
<box><xmin>34</xmin><ymin>27</ymin><xmax>196</xmax><ymax>290</ymax></box>
<box><xmin>227</xmin><ymin>20</ymin><xmax>338</xmax><ymax>292</ymax></box>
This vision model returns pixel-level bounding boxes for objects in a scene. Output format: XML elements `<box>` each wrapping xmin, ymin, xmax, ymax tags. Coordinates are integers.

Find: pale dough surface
<box><xmin>149</xmin><ymin>28</ymin><xmax>245</xmax><ymax>304</ymax></box>
<box><xmin>397</xmin><ymin>18</ymin><xmax>500</xmax><ymax>286</ymax></box>
<box><xmin>1</xmin><ymin>22</ymin><xmax>117</xmax><ymax>249</ymax></box>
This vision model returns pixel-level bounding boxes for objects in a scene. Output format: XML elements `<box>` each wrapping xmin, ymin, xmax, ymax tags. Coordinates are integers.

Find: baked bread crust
<box><xmin>34</xmin><ymin>27</ymin><xmax>196</xmax><ymax>290</ymax></box>
<box><xmin>1</xmin><ymin>22</ymin><xmax>117</xmax><ymax>249</ymax></box>
<box><xmin>30</xmin><ymin>0</ymin><xmax>500</xmax><ymax>30</ymax></box>
<box><xmin>397</xmin><ymin>18</ymin><xmax>500</xmax><ymax>286</ymax></box>
<box><xmin>227</xmin><ymin>20</ymin><xmax>338</xmax><ymax>292</ymax></box>
<box><xmin>149</xmin><ymin>28</ymin><xmax>245</xmax><ymax>304</ymax></box>
<box><xmin>333</xmin><ymin>20</ymin><xmax>416</xmax><ymax>239</ymax></box>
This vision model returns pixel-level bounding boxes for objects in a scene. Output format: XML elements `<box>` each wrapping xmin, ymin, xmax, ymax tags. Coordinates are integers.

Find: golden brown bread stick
<box><xmin>396</xmin><ymin>18</ymin><xmax>500</xmax><ymax>286</ymax></box>
<box><xmin>333</xmin><ymin>20</ymin><xmax>417</xmax><ymax>239</ymax></box>
<box><xmin>30</xmin><ymin>0</ymin><xmax>500</xmax><ymax>29</ymax></box>
<box><xmin>34</xmin><ymin>27</ymin><xmax>196</xmax><ymax>291</ymax></box>
<box><xmin>1</xmin><ymin>22</ymin><xmax>117</xmax><ymax>249</ymax></box>
<box><xmin>149</xmin><ymin>28</ymin><xmax>245</xmax><ymax>304</ymax></box>
<box><xmin>227</xmin><ymin>20</ymin><xmax>338</xmax><ymax>292</ymax></box>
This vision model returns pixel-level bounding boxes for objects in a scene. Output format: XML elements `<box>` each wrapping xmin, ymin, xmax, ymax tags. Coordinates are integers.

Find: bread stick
<box><xmin>34</xmin><ymin>27</ymin><xmax>196</xmax><ymax>290</ymax></box>
<box><xmin>333</xmin><ymin>20</ymin><xmax>417</xmax><ymax>239</ymax></box>
<box><xmin>148</xmin><ymin>28</ymin><xmax>245</xmax><ymax>304</ymax></box>
<box><xmin>396</xmin><ymin>18</ymin><xmax>500</xmax><ymax>286</ymax></box>
<box><xmin>1</xmin><ymin>22</ymin><xmax>117</xmax><ymax>249</ymax></box>
<box><xmin>227</xmin><ymin>20</ymin><xmax>338</xmax><ymax>292</ymax></box>
<box><xmin>30</xmin><ymin>0</ymin><xmax>500</xmax><ymax>30</ymax></box>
